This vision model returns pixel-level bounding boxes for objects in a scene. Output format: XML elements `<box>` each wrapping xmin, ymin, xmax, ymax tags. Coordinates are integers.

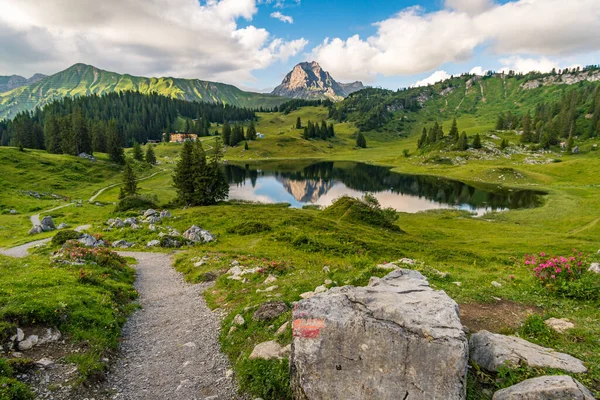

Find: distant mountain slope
<box><xmin>332</xmin><ymin>68</ymin><xmax>600</xmax><ymax>134</ymax></box>
<box><xmin>0</xmin><ymin>64</ymin><xmax>287</xmax><ymax>120</ymax></box>
<box><xmin>0</xmin><ymin>73</ymin><xmax>46</xmax><ymax>93</ymax></box>
<box><xmin>271</xmin><ymin>61</ymin><xmax>364</xmax><ymax>101</ymax></box>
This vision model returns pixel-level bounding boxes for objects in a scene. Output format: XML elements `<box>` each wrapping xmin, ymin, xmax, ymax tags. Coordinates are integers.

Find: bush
<box><xmin>114</xmin><ymin>195</ymin><xmax>158</xmax><ymax>212</ymax></box>
<box><xmin>55</xmin><ymin>241</ymin><xmax>127</xmax><ymax>270</ymax></box>
<box><xmin>0</xmin><ymin>377</ymin><xmax>34</xmax><ymax>400</ymax></box>
<box><xmin>227</xmin><ymin>221</ymin><xmax>272</xmax><ymax>235</ymax></box>
<box><xmin>324</xmin><ymin>195</ymin><xmax>401</xmax><ymax>231</ymax></box>
<box><xmin>51</xmin><ymin>230</ymin><xmax>82</xmax><ymax>246</ymax></box>
<box><xmin>0</xmin><ymin>359</ymin><xmax>12</xmax><ymax>378</ymax></box>
<box><xmin>524</xmin><ymin>250</ymin><xmax>599</xmax><ymax>298</ymax></box>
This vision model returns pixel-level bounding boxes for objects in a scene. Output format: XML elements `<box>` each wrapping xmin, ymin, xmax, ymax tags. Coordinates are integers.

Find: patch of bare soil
<box><xmin>459</xmin><ymin>300</ymin><xmax>542</xmax><ymax>334</ymax></box>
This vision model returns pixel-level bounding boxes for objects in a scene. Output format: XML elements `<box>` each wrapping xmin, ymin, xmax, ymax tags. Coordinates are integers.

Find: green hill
<box><xmin>0</xmin><ymin>63</ymin><xmax>287</xmax><ymax>119</ymax></box>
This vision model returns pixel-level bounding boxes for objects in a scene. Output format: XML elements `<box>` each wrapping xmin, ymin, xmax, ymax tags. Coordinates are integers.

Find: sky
<box><xmin>0</xmin><ymin>0</ymin><xmax>599</xmax><ymax>92</ymax></box>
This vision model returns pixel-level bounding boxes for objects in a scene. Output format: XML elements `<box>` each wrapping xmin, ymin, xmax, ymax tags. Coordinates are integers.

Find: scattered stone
<box><xmin>112</xmin><ymin>240</ymin><xmax>135</xmax><ymax>249</ymax></box>
<box><xmin>264</xmin><ymin>274</ymin><xmax>278</xmax><ymax>284</ymax></box>
<box><xmin>232</xmin><ymin>314</ymin><xmax>245</xmax><ymax>326</ymax></box>
<box><xmin>256</xmin><ymin>286</ymin><xmax>278</xmax><ymax>293</ymax></box>
<box><xmin>253</xmin><ymin>301</ymin><xmax>289</xmax><ymax>321</ymax></box>
<box><xmin>78</xmin><ymin>234</ymin><xmax>105</xmax><ymax>248</ymax></box>
<box><xmin>322</xmin><ymin>266</ymin><xmax>330</xmax><ymax>273</ymax></box>
<box><xmin>28</xmin><ymin>225</ymin><xmax>44</xmax><ymax>235</ymax></box>
<box><xmin>35</xmin><ymin>358</ymin><xmax>55</xmax><ymax>368</ymax></box>
<box><xmin>78</xmin><ymin>152</ymin><xmax>96</xmax><ymax>161</ymax></box>
<box><xmin>492</xmin><ymin>375</ymin><xmax>594</xmax><ymax>400</ymax></box>
<box><xmin>9</xmin><ymin>209</ymin><xmax>17</xmax><ymax>215</ymax></box>
<box><xmin>16</xmin><ymin>328</ymin><xmax>24</xmax><ymax>342</ymax></box>
<box><xmin>376</xmin><ymin>262</ymin><xmax>398</xmax><ymax>270</ymax></box>
<box><xmin>324</xmin><ymin>279</ymin><xmax>332</xmax><ymax>285</ymax></box>
<box><xmin>147</xmin><ymin>240</ymin><xmax>161</xmax><ymax>247</ymax></box>
<box><xmin>491</xmin><ymin>281</ymin><xmax>503</xmax><ymax>288</ymax></box>
<box><xmin>41</xmin><ymin>216</ymin><xmax>55</xmax><ymax>229</ymax></box>
<box><xmin>291</xmin><ymin>269</ymin><xmax>468</xmax><ymax>400</ymax></box>
<box><xmin>314</xmin><ymin>285</ymin><xmax>328</xmax><ymax>294</ymax></box>
<box><xmin>275</xmin><ymin>321</ymin><xmax>289</xmax><ymax>336</ymax></box>
<box><xmin>588</xmin><ymin>262</ymin><xmax>600</xmax><ymax>274</ymax></box>
<box><xmin>143</xmin><ymin>209</ymin><xmax>158</xmax><ymax>218</ymax></box>
<box><xmin>160</xmin><ymin>210</ymin><xmax>172</xmax><ymax>218</ymax></box>
<box><xmin>194</xmin><ymin>260</ymin><xmax>206</xmax><ymax>267</ymax></box>
<box><xmin>149</xmin><ymin>224</ymin><xmax>157</xmax><ymax>231</ymax></box>
<box><xmin>231</xmin><ymin>260</ymin><xmax>240</xmax><ymax>267</ymax></box>
<box><xmin>453</xmin><ymin>282</ymin><xmax>462</xmax><ymax>287</ymax></box>
<box><xmin>145</xmin><ymin>215</ymin><xmax>161</xmax><ymax>224</ymax></box>
<box><xmin>56</xmin><ymin>223</ymin><xmax>70</xmax><ymax>229</ymax></box>
<box><xmin>18</xmin><ymin>339</ymin><xmax>33</xmax><ymax>351</ymax></box>
<box><xmin>183</xmin><ymin>225</ymin><xmax>216</xmax><ymax>243</ymax></box>
<box><xmin>469</xmin><ymin>330</ymin><xmax>587</xmax><ymax>373</ymax></box>
<box><xmin>225</xmin><ymin>369</ymin><xmax>234</xmax><ymax>379</ymax></box>
<box><xmin>544</xmin><ymin>318</ymin><xmax>575</xmax><ymax>334</ymax></box>
<box><xmin>398</xmin><ymin>258</ymin><xmax>416</xmax><ymax>265</ymax></box>
<box><xmin>299</xmin><ymin>291</ymin><xmax>315</xmax><ymax>299</ymax></box>
<box><xmin>249</xmin><ymin>341</ymin><xmax>290</xmax><ymax>360</ymax></box>
<box><xmin>123</xmin><ymin>217</ymin><xmax>138</xmax><ymax>226</ymax></box>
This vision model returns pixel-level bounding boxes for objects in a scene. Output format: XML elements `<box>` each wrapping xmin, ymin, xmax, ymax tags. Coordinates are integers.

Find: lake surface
<box><xmin>223</xmin><ymin>161</ymin><xmax>544</xmax><ymax>215</ymax></box>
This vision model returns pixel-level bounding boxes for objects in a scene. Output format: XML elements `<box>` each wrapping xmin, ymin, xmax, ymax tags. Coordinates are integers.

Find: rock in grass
<box><xmin>249</xmin><ymin>341</ymin><xmax>290</xmax><ymax>360</ymax></box>
<box><xmin>589</xmin><ymin>262</ymin><xmax>600</xmax><ymax>274</ymax></box>
<box><xmin>291</xmin><ymin>269</ymin><xmax>468</xmax><ymax>400</ymax></box>
<box><xmin>183</xmin><ymin>225</ymin><xmax>216</xmax><ymax>243</ymax></box>
<box><xmin>275</xmin><ymin>321</ymin><xmax>289</xmax><ymax>336</ymax></box>
<box><xmin>112</xmin><ymin>240</ymin><xmax>135</xmax><ymax>249</ymax></box>
<box><xmin>469</xmin><ymin>330</ymin><xmax>587</xmax><ymax>373</ymax></box>
<box><xmin>143</xmin><ymin>209</ymin><xmax>158</xmax><ymax>218</ymax></box>
<box><xmin>29</xmin><ymin>225</ymin><xmax>44</xmax><ymax>235</ymax></box>
<box><xmin>492</xmin><ymin>375</ymin><xmax>594</xmax><ymax>400</ymax></box>
<box><xmin>232</xmin><ymin>314</ymin><xmax>245</xmax><ymax>326</ymax></box>
<box><xmin>147</xmin><ymin>240</ymin><xmax>161</xmax><ymax>247</ymax></box>
<box><xmin>544</xmin><ymin>318</ymin><xmax>575</xmax><ymax>334</ymax></box>
<box><xmin>253</xmin><ymin>301</ymin><xmax>288</xmax><ymax>321</ymax></box>
<box><xmin>41</xmin><ymin>216</ymin><xmax>55</xmax><ymax>229</ymax></box>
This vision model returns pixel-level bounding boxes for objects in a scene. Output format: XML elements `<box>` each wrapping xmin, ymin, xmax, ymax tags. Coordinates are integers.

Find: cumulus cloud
<box><xmin>498</xmin><ymin>56</ymin><xmax>582</xmax><ymax>74</ymax></box>
<box><xmin>412</xmin><ymin>70</ymin><xmax>452</xmax><ymax>87</ymax></box>
<box><xmin>270</xmin><ymin>11</ymin><xmax>294</xmax><ymax>23</ymax></box>
<box><xmin>469</xmin><ymin>66</ymin><xmax>488</xmax><ymax>76</ymax></box>
<box><xmin>312</xmin><ymin>0</ymin><xmax>600</xmax><ymax>82</ymax></box>
<box><xmin>0</xmin><ymin>0</ymin><xmax>307</xmax><ymax>84</ymax></box>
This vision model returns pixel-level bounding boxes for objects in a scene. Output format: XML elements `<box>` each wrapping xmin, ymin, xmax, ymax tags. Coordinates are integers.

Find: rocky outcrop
<box><xmin>0</xmin><ymin>73</ymin><xmax>46</xmax><ymax>93</ymax></box>
<box><xmin>469</xmin><ymin>330</ymin><xmax>587</xmax><ymax>373</ymax></box>
<box><xmin>271</xmin><ymin>61</ymin><xmax>363</xmax><ymax>101</ymax></box>
<box><xmin>183</xmin><ymin>225</ymin><xmax>216</xmax><ymax>243</ymax></box>
<box><xmin>291</xmin><ymin>269</ymin><xmax>468</xmax><ymax>400</ymax></box>
<box><xmin>78</xmin><ymin>234</ymin><xmax>106</xmax><ymax>248</ymax></box>
<box><xmin>520</xmin><ymin>70</ymin><xmax>600</xmax><ymax>90</ymax></box>
<box><xmin>492</xmin><ymin>375</ymin><xmax>595</xmax><ymax>400</ymax></box>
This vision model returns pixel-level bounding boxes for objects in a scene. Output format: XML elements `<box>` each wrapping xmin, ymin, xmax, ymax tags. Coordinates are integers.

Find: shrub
<box><xmin>0</xmin><ymin>359</ymin><xmax>12</xmax><ymax>377</ymax></box>
<box><xmin>51</xmin><ymin>230</ymin><xmax>82</xmax><ymax>246</ymax></box>
<box><xmin>0</xmin><ymin>377</ymin><xmax>34</xmax><ymax>400</ymax></box>
<box><xmin>525</xmin><ymin>250</ymin><xmax>599</xmax><ymax>299</ymax></box>
<box><xmin>324</xmin><ymin>194</ymin><xmax>401</xmax><ymax>231</ymax></box>
<box><xmin>227</xmin><ymin>221</ymin><xmax>272</xmax><ymax>235</ymax></box>
<box><xmin>55</xmin><ymin>241</ymin><xmax>127</xmax><ymax>270</ymax></box>
<box><xmin>115</xmin><ymin>195</ymin><xmax>158</xmax><ymax>212</ymax></box>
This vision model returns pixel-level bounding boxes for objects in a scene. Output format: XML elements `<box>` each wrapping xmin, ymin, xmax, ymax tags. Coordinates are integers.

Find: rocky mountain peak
<box><xmin>272</xmin><ymin>61</ymin><xmax>364</xmax><ymax>101</ymax></box>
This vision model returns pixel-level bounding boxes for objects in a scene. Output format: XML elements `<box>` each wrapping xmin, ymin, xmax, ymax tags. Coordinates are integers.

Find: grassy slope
<box><xmin>0</xmin><ymin>63</ymin><xmax>287</xmax><ymax>119</ymax></box>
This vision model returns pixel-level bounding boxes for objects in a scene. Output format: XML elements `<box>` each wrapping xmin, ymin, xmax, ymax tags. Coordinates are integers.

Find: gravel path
<box><xmin>105</xmin><ymin>251</ymin><xmax>241</xmax><ymax>400</ymax></box>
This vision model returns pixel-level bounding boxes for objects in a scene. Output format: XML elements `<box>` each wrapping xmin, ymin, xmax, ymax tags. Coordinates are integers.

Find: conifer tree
<box><xmin>91</xmin><ymin>121</ymin><xmax>107</xmax><ymax>153</ymax></box>
<box><xmin>173</xmin><ymin>140</ymin><xmax>195</xmax><ymax>205</ymax></box>
<box><xmin>44</xmin><ymin>115</ymin><xmax>62</xmax><ymax>154</ymax></box>
<box><xmin>246</xmin><ymin>121</ymin><xmax>257</xmax><ymax>141</ymax></box>
<box><xmin>221</xmin><ymin>121</ymin><xmax>231</xmax><ymax>145</ymax></box>
<box><xmin>244</xmin><ymin>141</ymin><xmax>249</xmax><ymax>150</ymax></box>
<box><xmin>119</xmin><ymin>161</ymin><xmax>138</xmax><ymax>199</ymax></box>
<box><xmin>457</xmin><ymin>132</ymin><xmax>468</xmax><ymax>151</ymax></box>
<box><xmin>296</xmin><ymin>117</ymin><xmax>302</xmax><ymax>129</ymax></box>
<box><xmin>472</xmin><ymin>133</ymin><xmax>482</xmax><ymax>149</ymax></box>
<box><xmin>145</xmin><ymin>144</ymin><xmax>157</xmax><ymax>165</ymax></box>
<box><xmin>107</xmin><ymin>120</ymin><xmax>125</xmax><ymax>164</ymax></box>
<box><xmin>418</xmin><ymin>127</ymin><xmax>427</xmax><ymax>149</ymax></box>
<box><xmin>356</xmin><ymin>132</ymin><xmax>367</xmax><ymax>148</ymax></box>
<box><xmin>449</xmin><ymin>118</ymin><xmax>459</xmax><ymax>142</ymax></box>
<box><xmin>132</xmin><ymin>141</ymin><xmax>144</xmax><ymax>161</ymax></box>
<box><xmin>500</xmin><ymin>138</ymin><xmax>509</xmax><ymax>150</ymax></box>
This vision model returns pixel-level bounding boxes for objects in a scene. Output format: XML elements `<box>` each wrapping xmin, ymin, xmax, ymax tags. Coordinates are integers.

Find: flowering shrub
<box><xmin>54</xmin><ymin>241</ymin><xmax>127</xmax><ymax>270</ymax></box>
<box><xmin>525</xmin><ymin>250</ymin><xmax>598</xmax><ymax>299</ymax></box>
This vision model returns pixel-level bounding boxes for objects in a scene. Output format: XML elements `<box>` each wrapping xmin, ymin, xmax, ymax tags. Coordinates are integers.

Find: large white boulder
<box><xmin>492</xmin><ymin>375</ymin><xmax>594</xmax><ymax>400</ymax></box>
<box><xmin>291</xmin><ymin>269</ymin><xmax>468</xmax><ymax>400</ymax></box>
<box><xmin>470</xmin><ymin>330</ymin><xmax>587</xmax><ymax>373</ymax></box>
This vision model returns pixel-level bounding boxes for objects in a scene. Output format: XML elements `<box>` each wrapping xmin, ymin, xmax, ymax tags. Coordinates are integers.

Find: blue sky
<box><xmin>0</xmin><ymin>0</ymin><xmax>598</xmax><ymax>91</ymax></box>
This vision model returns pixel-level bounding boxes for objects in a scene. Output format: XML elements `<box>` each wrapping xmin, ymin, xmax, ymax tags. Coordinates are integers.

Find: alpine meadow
<box><xmin>0</xmin><ymin>1</ymin><xmax>599</xmax><ymax>400</ymax></box>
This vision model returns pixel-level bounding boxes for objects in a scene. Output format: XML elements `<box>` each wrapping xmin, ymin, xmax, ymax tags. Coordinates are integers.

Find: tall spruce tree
<box><xmin>449</xmin><ymin>118</ymin><xmax>459</xmax><ymax>142</ymax></box>
<box><xmin>457</xmin><ymin>132</ymin><xmax>469</xmax><ymax>150</ymax></box>
<box><xmin>418</xmin><ymin>127</ymin><xmax>427</xmax><ymax>149</ymax></box>
<box><xmin>221</xmin><ymin>121</ymin><xmax>231</xmax><ymax>145</ymax></box>
<box><xmin>132</xmin><ymin>141</ymin><xmax>144</xmax><ymax>161</ymax></box>
<box><xmin>472</xmin><ymin>133</ymin><xmax>482</xmax><ymax>149</ymax></box>
<box><xmin>44</xmin><ymin>115</ymin><xmax>62</xmax><ymax>154</ymax></box>
<box><xmin>356</xmin><ymin>132</ymin><xmax>367</xmax><ymax>148</ymax></box>
<box><xmin>145</xmin><ymin>144</ymin><xmax>157</xmax><ymax>165</ymax></box>
<box><xmin>173</xmin><ymin>140</ymin><xmax>196</xmax><ymax>205</ymax></box>
<box><xmin>246</xmin><ymin>121</ymin><xmax>257</xmax><ymax>141</ymax></box>
<box><xmin>296</xmin><ymin>117</ymin><xmax>302</xmax><ymax>129</ymax></box>
<box><xmin>107</xmin><ymin>120</ymin><xmax>125</xmax><ymax>164</ymax></box>
<box><xmin>119</xmin><ymin>161</ymin><xmax>138</xmax><ymax>199</ymax></box>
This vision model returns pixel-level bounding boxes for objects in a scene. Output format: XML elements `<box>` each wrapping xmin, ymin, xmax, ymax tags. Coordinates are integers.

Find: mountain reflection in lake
<box><xmin>223</xmin><ymin>161</ymin><xmax>544</xmax><ymax>215</ymax></box>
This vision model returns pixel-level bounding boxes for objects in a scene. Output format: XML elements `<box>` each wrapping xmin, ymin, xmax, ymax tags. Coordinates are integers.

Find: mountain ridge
<box><xmin>0</xmin><ymin>73</ymin><xmax>47</xmax><ymax>93</ymax></box>
<box><xmin>0</xmin><ymin>64</ymin><xmax>287</xmax><ymax>119</ymax></box>
<box><xmin>271</xmin><ymin>61</ymin><xmax>364</xmax><ymax>101</ymax></box>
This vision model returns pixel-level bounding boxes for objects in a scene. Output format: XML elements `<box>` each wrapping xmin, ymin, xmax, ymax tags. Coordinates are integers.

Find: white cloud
<box><xmin>312</xmin><ymin>0</ymin><xmax>600</xmax><ymax>82</ymax></box>
<box><xmin>270</xmin><ymin>11</ymin><xmax>294</xmax><ymax>23</ymax></box>
<box><xmin>412</xmin><ymin>70</ymin><xmax>452</xmax><ymax>87</ymax></box>
<box><xmin>0</xmin><ymin>0</ymin><xmax>307</xmax><ymax>85</ymax></box>
<box><xmin>469</xmin><ymin>66</ymin><xmax>488</xmax><ymax>76</ymax></box>
<box><xmin>498</xmin><ymin>56</ymin><xmax>582</xmax><ymax>74</ymax></box>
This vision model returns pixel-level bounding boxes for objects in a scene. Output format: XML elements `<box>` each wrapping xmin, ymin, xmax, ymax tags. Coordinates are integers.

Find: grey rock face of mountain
<box><xmin>271</xmin><ymin>61</ymin><xmax>364</xmax><ymax>101</ymax></box>
<box><xmin>0</xmin><ymin>73</ymin><xmax>47</xmax><ymax>93</ymax></box>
